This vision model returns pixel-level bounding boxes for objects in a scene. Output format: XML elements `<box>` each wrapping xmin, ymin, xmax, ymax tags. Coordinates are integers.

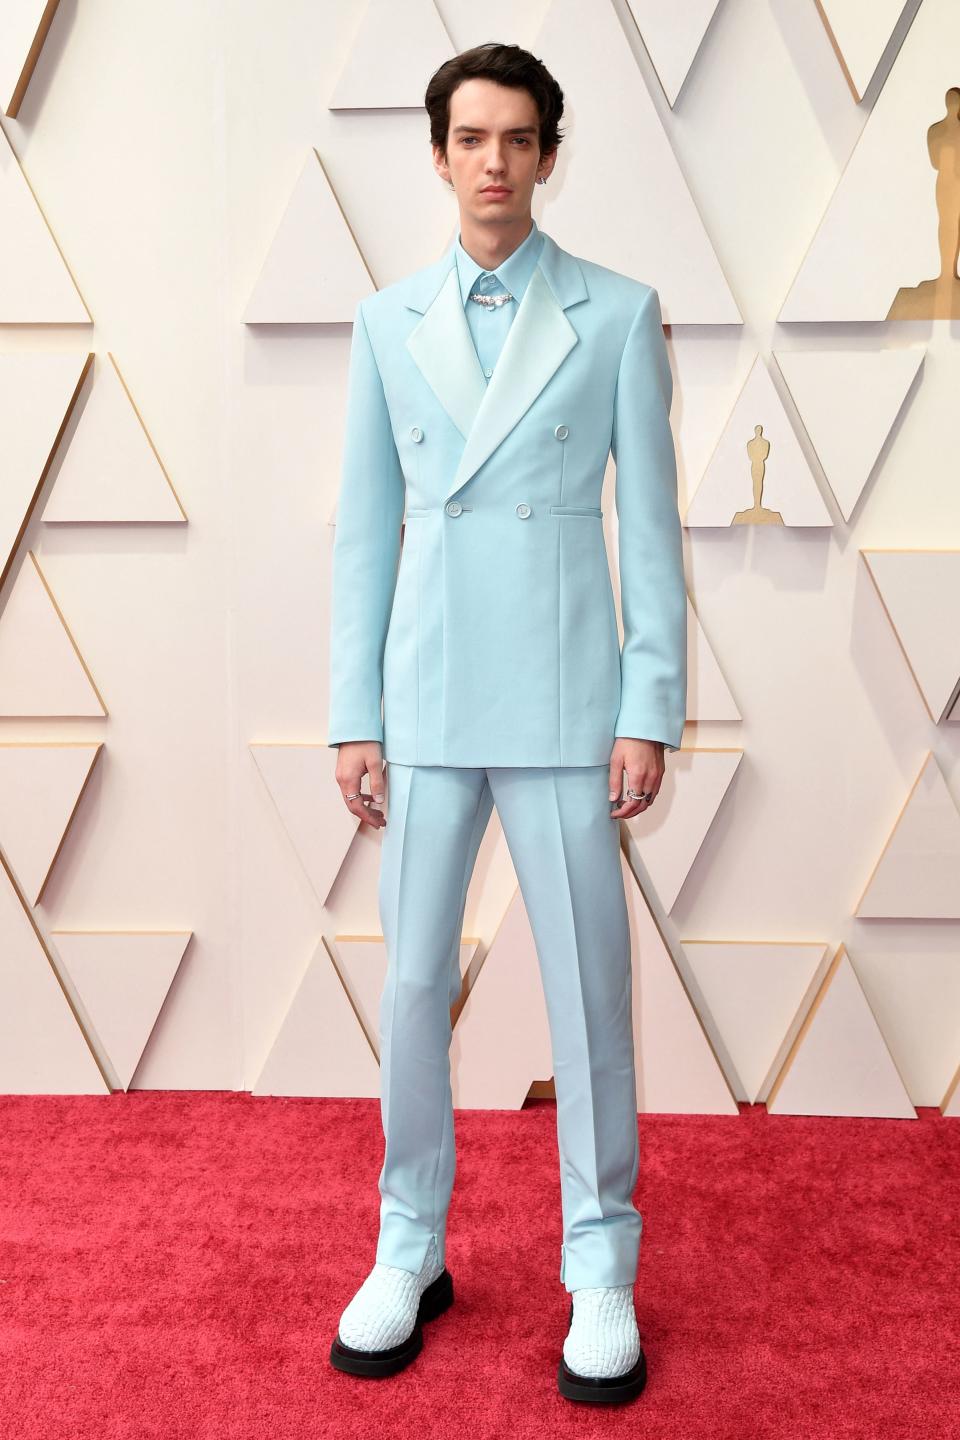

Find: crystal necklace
<box><xmin>468</xmin><ymin>290</ymin><xmax>514</xmax><ymax>307</ymax></box>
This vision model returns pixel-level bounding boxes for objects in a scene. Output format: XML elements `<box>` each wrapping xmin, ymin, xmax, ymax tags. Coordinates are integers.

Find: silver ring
<box><xmin>626</xmin><ymin>788</ymin><xmax>654</xmax><ymax>803</ymax></box>
<box><xmin>345</xmin><ymin>792</ymin><xmax>360</xmax><ymax>800</ymax></box>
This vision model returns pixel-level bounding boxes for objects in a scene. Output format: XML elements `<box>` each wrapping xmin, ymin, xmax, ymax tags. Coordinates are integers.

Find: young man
<box><xmin>326</xmin><ymin>43</ymin><xmax>686</xmax><ymax>1405</ymax></box>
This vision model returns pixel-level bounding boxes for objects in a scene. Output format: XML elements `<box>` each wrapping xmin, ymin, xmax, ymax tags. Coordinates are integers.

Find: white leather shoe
<box><xmin>329</xmin><ymin>1235</ymin><xmax>453</xmax><ymax>1377</ymax></box>
<box><xmin>557</xmin><ymin>1283</ymin><xmax>647</xmax><ymax>1404</ymax></box>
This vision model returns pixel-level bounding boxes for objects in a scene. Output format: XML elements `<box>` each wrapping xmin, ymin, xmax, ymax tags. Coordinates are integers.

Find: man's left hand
<box><xmin>608</xmin><ymin>738</ymin><xmax>664</xmax><ymax>819</ymax></box>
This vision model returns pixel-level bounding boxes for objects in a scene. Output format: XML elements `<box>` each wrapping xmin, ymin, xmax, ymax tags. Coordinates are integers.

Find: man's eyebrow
<box><xmin>450</xmin><ymin>124</ymin><xmax>539</xmax><ymax>135</ymax></box>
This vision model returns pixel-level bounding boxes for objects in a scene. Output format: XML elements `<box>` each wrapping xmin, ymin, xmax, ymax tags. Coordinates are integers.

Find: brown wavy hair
<box><xmin>424</xmin><ymin>43</ymin><xmax>566</xmax><ymax>161</ymax></box>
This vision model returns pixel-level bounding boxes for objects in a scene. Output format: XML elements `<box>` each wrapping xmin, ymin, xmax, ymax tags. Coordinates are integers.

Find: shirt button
<box><xmin>445</xmin><ymin>500</ymin><xmax>463</xmax><ymax>517</ymax></box>
<box><xmin>516</xmin><ymin>503</ymin><xmax>531</xmax><ymax>519</ymax></box>
<box><xmin>483</xmin><ymin>367</ymin><xmax>493</xmax><ymax>378</ymax></box>
<box><xmin>554</xmin><ymin>424</ymin><xmax>569</xmax><ymax>440</ymax></box>
<box><xmin>411</xmin><ymin>426</ymin><xmax>423</xmax><ymax>442</ymax></box>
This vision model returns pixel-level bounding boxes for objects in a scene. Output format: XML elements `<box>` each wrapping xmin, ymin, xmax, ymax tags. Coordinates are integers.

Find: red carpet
<box><xmin>0</xmin><ymin>1093</ymin><xmax>957</xmax><ymax>1438</ymax></box>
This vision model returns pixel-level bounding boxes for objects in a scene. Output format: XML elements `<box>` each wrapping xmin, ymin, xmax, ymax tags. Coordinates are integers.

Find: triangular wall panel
<box><xmin>253</xmin><ymin>937</ymin><xmax>381</xmax><ymax>1097</ymax></box>
<box><xmin>51</xmin><ymin>930</ymin><xmax>192</xmax><ymax>1091</ymax></box>
<box><xmin>683</xmin><ymin>940</ymin><xmax>830</xmax><ymax>1103</ymax></box>
<box><xmin>780</xmin><ymin>0</ymin><xmax>959</xmax><ymax>321</ymax></box>
<box><xmin>815</xmin><ymin>0</ymin><xmax>916</xmax><ymax>103</ymax></box>
<box><xmin>623</xmin><ymin>748</ymin><xmax>743</xmax><ymax>913</ymax></box>
<box><xmin>328</xmin><ymin>0</ymin><xmax>456</xmax><ymax>110</ymax></box>
<box><xmin>0</xmin><ymin>852</ymin><xmax>107</xmax><ymax>1094</ymax></box>
<box><xmin>861</xmin><ymin>550</ymin><xmax>960</xmax><ymax>725</ymax></box>
<box><xmin>1</xmin><ymin>0</ymin><xmax>62</xmax><ymax>118</ymax></box>
<box><xmin>855</xmin><ymin>752</ymin><xmax>960</xmax><ymax>919</ymax></box>
<box><xmin>0</xmin><ymin>352</ymin><xmax>92</xmax><ymax>586</ymax></box>
<box><xmin>243</xmin><ymin>150</ymin><xmax>376</xmax><ymax>323</ymax></box>
<box><xmin>0</xmin><ymin>553</ymin><xmax>107</xmax><ymax>718</ymax></box>
<box><xmin>626</xmin><ymin>0</ymin><xmax>723</xmax><ymax>107</ymax></box>
<box><xmin>622</xmin><ymin>851</ymin><xmax>738</xmax><ymax>1114</ymax></box>
<box><xmin>250</xmin><ymin>742</ymin><xmax>360</xmax><ymax>908</ymax></box>
<box><xmin>0</xmin><ymin>123</ymin><xmax>91</xmax><ymax>322</ymax></box>
<box><xmin>685</xmin><ymin>355</ymin><xmax>833</xmax><ymax>527</ymax></box>
<box><xmin>42</xmin><ymin>354</ymin><xmax>187</xmax><ymax>524</ymax></box>
<box><xmin>532</xmin><ymin>0</ymin><xmax>741</xmax><ymax>324</ymax></box>
<box><xmin>767</xmin><ymin>946</ymin><xmax>916</xmax><ymax>1117</ymax></box>
<box><xmin>0</xmin><ymin>742</ymin><xmax>102</xmax><ymax>904</ymax></box>
<box><xmin>775</xmin><ymin>346</ymin><xmax>925</xmax><ymax>522</ymax></box>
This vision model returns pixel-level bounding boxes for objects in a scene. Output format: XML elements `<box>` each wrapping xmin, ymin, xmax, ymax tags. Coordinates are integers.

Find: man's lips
<box><xmin>481</xmin><ymin>187</ymin><xmax>511</xmax><ymax>194</ymax></box>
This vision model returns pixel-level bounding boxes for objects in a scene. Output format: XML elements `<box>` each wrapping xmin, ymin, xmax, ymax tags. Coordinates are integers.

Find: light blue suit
<box><xmin>327</xmin><ymin>221</ymin><xmax>686</xmax><ymax>1294</ymax></box>
<box><xmin>327</xmin><ymin>219</ymin><xmax>686</xmax><ymax>764</ymax></box>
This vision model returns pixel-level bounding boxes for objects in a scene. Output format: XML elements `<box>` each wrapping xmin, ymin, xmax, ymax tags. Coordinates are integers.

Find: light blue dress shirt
<box><xmin>454</xmin><ymin>218</ymin><xmax>546</xmax><ymax>378</ymax></box>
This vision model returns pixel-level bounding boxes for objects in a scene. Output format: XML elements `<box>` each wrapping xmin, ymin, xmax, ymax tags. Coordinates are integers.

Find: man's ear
<box><xmin>538</xmin><ymin>147</ymin><xmax>559</xmax><ymax>183</ymax></box>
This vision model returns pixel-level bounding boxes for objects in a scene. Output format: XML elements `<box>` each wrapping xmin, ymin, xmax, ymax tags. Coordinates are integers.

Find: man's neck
<box><xmin>458</xmin><ymin>215</ymin><xmax>534</xmax><ymax>271</ymax></box>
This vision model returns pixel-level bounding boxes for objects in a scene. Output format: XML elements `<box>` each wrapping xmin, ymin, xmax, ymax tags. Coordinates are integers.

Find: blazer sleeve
<box><xmin>326</xmin><ymin>298</ymin><xmax>405</xmax><ymax>747</ymax></box>
<box><xmin>610</xmin><ymin>284</ymin><xmax>687</xmax><ymax>753</ymax></box>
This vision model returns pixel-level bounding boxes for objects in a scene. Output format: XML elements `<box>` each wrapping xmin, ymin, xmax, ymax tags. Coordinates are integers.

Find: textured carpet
<box><xmin>0</xmin><ymin>1093</ymin><xmax>958</xmax><ymax>1439</ymax></box>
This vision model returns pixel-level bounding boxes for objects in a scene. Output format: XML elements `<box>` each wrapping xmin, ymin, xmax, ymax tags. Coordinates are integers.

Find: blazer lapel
<box><xmin>404</xmin><ymin>230</ymin><xmax>589</xmax><ymax>503</ymax></box>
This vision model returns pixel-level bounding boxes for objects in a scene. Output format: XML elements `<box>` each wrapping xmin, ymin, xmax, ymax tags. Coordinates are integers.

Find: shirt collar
<box><xmin>454</xmin><ymin>218</ymin><xmax>545</xmax><ymax>306</ymax></box>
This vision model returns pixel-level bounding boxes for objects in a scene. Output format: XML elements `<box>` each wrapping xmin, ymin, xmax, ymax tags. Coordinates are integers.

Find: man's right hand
<box><xmin>335</xmin><ymin>741</ymin><xmax>387</xmax><ymax>829</ymax></box>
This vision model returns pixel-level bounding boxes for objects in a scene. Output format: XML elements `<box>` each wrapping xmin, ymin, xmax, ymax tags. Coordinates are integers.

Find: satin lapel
<box><xmin>402</xmin><ymin>231</ymin><xmax>589</xmax><ymax>502</ymax></box>
<box><xmin>444</xmin><ymin>264</ymin><xmax>577</xmax><ymax>502</ymax></box>
<box><xmin>405</xmin><ymin>265</ymin><xmax>488</xmax><ymax>441</ymax></box>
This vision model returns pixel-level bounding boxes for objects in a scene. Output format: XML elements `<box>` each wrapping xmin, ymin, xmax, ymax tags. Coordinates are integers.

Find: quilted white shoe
<box><xmin>557</xmin><ymin>1283</ymin><xmax>647</xmax><ymax>1404</ymax></box>
<box><xmin>329</xmin><ymin>1235</ymin><xmax>453</xmax><ymax>1377</ymax></box>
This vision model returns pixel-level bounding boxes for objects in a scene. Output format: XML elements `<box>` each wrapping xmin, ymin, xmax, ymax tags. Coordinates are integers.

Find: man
<box><xmin>326</xmin><ymin>42</ymin><xmax>686</xmax><ymax>1405</ymax></box>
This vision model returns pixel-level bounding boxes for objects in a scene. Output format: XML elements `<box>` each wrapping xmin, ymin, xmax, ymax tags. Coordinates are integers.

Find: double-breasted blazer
<box><xmin>326</xmin><ymin>226</ymin><xmax>687</xmax><ymax>767</ymax></box>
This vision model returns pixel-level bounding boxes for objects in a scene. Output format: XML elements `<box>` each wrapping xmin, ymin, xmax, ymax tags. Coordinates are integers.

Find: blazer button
<box><xmin>554</xmin><ymin>424</ymin><xmax>569</xmax><ymax>440</ymax></box>
<box><xmin>411</xmin><ymin>426</ymin><xmax>423</xmax><ymax>442</ymax></box>
<box><xmin>516</xmin><ymin>503</ymin><xmax>531</xmax><ymax>518</ymax></box>
<box><xmin>445</xmin><ymin>500</ymin><xmax>463</xmax><ymax>517</ymax></box>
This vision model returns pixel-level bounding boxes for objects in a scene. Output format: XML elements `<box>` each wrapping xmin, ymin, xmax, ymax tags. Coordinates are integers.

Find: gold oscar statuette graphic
<box><xmin>888</xmin><ymin>87</ymin><xmax>960</xmax><ymax>320</ymax></box>
<box><xmin>731</xmin><ymin>424</ymin><xmax>783</xmax><ymax>525</ymax></box>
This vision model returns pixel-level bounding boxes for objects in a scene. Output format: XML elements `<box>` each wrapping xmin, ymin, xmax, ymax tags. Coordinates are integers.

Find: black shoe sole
<box><xmin>329</xmin><ymin>1267</ymin><xmax>454</xmax><ymax>1377</ymax></box>
<box><xmin>557</xmin><ymin>1297</ymin><xmax>648</xmax><ymax>1404</ymax></box>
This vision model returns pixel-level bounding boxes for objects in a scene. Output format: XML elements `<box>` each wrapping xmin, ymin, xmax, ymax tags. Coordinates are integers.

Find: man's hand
<box><xmin>335</xmin><ymin>741</ymin><xmax>387</xmax><ymax>829</ymax></box>
<box><xmin>608</xmin><ymin>738</ymin><xmax>664</xmax><ymax>820</ymax></box>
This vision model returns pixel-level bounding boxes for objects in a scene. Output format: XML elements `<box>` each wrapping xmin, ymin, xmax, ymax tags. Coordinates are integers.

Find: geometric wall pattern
<box><xmin>861</xmin><ymin>549</ymin><xmax>960</xmax><ymax>723</ymax></box>
<box><xmin>854</xmin><ymin>752</ymin><xmax>960</xmax><ymax>920</ymax></box>
<box><xmin>532</xmin><ymin>0</ymin><xmax>741</xmax><ymax>324</ymax></box>
<box><xmin>625</xmin><ymin>0</ymin><xmax>723</xmax><ymax>109</ymax></box>
<box><xmin>684</xmin><ymin>355</ymin><xmax>833</xmax><ymax>527</ymax></box>
<box><xmin>780</xmin><ymin>0</ymin><xmax>959</xmax><ymax>321</ymax></box>
<box><xmin>0</xmin><ymin>740</ymin><xmax>102</xmax><ymax>904</ymax></box>
<box><xmin>774</xmin><ymin>346</ymin><xmax>925</xmax><ymax>522</ymax></box>
<box><xmin>2</xmin><ymin>0</ymin><xmax>957</xmax><ymax>1122</ymax></box>
<box><xmin>0</xmin><ymin>850</ymin><xmax>107</xmax><ymax>1095</ymax></box>
<box><xmin>687</xmin><ymin>596</ymin><xmax>742</xmax><ymax>724</ymax></box>
<box><xmin>327</xmin><ymin>0</ymin><xmax>456</xmax><ymax>111</ymax></box>
<box><xmin>681</xmin><ymin>939</ymin><xmax>831</xmax><ymax>1105</ymax></box>
<box><xmin>249</xmin><ymin>742</ymin><xmax>358</xmax><ymax>909</ymax></box>
<box><xmin>50</xmin><ymin>929</ymin><xmax>193</xmax><ymax>1091</ymax></box>
<box><xmin>0</xmin><ymin>553</ymin><xmax>107</xmax><ymax>718</ymax></box>
<box><xmin>766</xmin><ymin>945</ymin><xmax>916</xmax><ymax>1118</ymax></box>
<box><xmin>41</xmin><ymin>353</ymin><xmax>188</xmax><ymax>524</ymax></box>
<box><xmin>0</xmin><ymin>0</ymin><xmax>62</xmax><ymax>118</ymax></box>
<box><xmin>622</xmin><ymin>747</ymin><xmax>743</xmax><ymax>913</ymax></box>
<box><xmin>814</xmin><ymin>0</ymin><xmax>917</xmax><ymax>103</ymax></box>
<box><xmin>0</xmin><ymin>121</ymin><xmax>90</xmax><ymax>322</ymax></box>
<box><xmin>243</xmin><ymin>149</ymin><xmax>376</xmax><ymax>323</ymax></box>
<box><xmin>0</xmin><ymin>351</ymin><xmax>92</xmax><ymax>585</ymax></box>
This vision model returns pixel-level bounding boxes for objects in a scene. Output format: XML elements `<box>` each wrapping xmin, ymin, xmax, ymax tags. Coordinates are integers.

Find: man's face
<box><xmin>432</xmin><ymin>77</ymin><xmax>556</xmax><ymax>225</ymax></box>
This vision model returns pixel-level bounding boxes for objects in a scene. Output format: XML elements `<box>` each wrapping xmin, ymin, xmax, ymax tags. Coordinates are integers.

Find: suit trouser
<box><xmin>374</xmin><ymin>761</ymin><xmax>642</xmax><ymax>1293</ymax></box>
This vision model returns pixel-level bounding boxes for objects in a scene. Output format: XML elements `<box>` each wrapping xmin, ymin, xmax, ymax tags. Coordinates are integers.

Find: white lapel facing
<box><xmin>404</xmin><ymin>230</ymin><xmax>589</xmax><ymax>502</ymax></box>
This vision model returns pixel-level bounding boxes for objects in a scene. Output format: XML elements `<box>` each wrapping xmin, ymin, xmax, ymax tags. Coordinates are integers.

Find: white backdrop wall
<box><xmin>3</xmin><ymin>0</ymin><xmax>958</xmax><ymax>1105</ymax></box>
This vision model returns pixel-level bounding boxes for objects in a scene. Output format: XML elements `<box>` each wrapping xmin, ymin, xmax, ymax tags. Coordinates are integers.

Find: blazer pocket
<box><xmin>549</xmin><ymin>505</ymin><xmax>603</xmax><ymax>518</ymax></box>
<box><xmin>404</xmin><ymin>507</ymin><xmax>431</xmax><ymax>518</ymax></box>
